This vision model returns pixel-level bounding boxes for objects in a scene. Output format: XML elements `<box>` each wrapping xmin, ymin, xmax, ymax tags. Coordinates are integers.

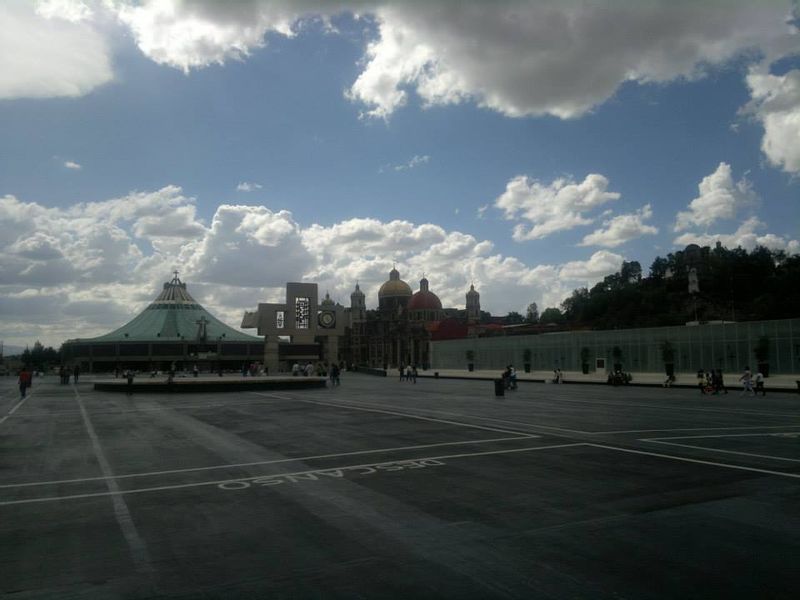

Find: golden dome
<box><xmin>378</xmin><ymin>267</ymin><xmax>412</xmax><ymax>298</ymax></box>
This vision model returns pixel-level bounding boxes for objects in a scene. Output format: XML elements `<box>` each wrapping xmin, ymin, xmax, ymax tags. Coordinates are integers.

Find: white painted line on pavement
<box><xmin>73</xmin><ymin>387</ymin><xmax>155</xmax><ymax>577</ymax></box>
<box><xmin>645</xmin><ymin>431</ymin><xmax>800</xmax><ymax>441</ymax></box>
<box><xmin>0</xmin><ymin>442</ymin><xmax>586</xmax><ymax>506</ymax></box>
<box><xmin>0</xmin><ymin>433</ymin><xmax>536</xmax><ymax>489</ymax></box>
<box><xmin>263</xmin><ymin>394</ymin><xmax>540</xmax><ymax>436</ymax></box>
<box><xmin>274</xmin><ymin>394</ymin><xmax>592</xmax><ymax>435</ymax></box>
<box><xmin>544</xmin><ymin>396</ymin><xmax>800</xmax><ymax>420</ymax></box>
<box><xmin>0</xmin><ymin>392</ymin><xmax>34</xmax><ymax>426</ymax></box>
<box><xmin>586</xmin><ymin>443</ymin><xmax>800</xmax><ymax>480</ymax></box>
<box><xmin>592</xmin><ymin>425</ymin><xmax>800</xmax><ymax>435</ymax></box>
<box><xmin>641</xmin><ymin>439</ymin><xmax>800</xmax><ymax>464</ymax></box>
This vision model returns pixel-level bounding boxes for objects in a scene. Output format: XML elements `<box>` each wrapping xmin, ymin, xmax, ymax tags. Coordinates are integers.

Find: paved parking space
<box><xmin>1</xmin><ymin>374</ymin><xmax>799</xmax><ymax>598</ymax></box>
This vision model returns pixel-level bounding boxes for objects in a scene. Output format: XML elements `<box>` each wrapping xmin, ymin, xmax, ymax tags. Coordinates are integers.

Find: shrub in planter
<box><xmin>753</xmin><ymin>335</ymin><xmax>770</xmax><ymax>377</ymax></box>
<box><xmin>612</xmin><ymin>346</ymin><xmax>623</xmax><ymax>372</ymax></box>
<box><xmin>660</xmin><ymin>341</ymin><xmax>675</xmax><ymax>377</ymax></box>
<box><xmin>580</xmin><ymin>347</ymin><xmax>590</xmax><ymax>374</ymax></box>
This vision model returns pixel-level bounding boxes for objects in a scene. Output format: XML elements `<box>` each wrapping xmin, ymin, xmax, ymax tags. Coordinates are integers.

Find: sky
<box><xmin>1</xmin><ymin>0</ymin><xmax>799</xmax><ymax>349</ymax></box>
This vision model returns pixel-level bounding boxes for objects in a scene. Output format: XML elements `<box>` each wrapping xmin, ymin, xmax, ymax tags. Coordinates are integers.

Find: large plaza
<box><xmin>2</xmin><ymin>374</ymin><xmax>799</xmax><ymax>598</ymax></box>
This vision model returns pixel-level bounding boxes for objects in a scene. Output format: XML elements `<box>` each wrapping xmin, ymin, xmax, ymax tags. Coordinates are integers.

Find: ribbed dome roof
<box><xmin>409</xmin><ymin>290</ymin><xmax>442</xmax><ymax>310</ymax></box>
<box><xmin>378</xmin><ymin>267</ymin><xmax>412</xmax><ymax>298</ymax></box>
<box><xmin>409</xmin><ymin>276</ymin><xmax>442</xmax><ymax>310</ymax></box>
<box><xmin>67</xmin><ymin>273</ymin><xmax>260</xmax><ymax>343</ymax></box>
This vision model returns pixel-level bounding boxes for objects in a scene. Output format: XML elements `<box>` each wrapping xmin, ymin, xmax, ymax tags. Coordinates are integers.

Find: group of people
<box><xmin>501</xmin><ymin>365</ymin><xmax>517</xmax><ymax>390</ymax></box>
<box><xmin>695</xmin><ymin>369</ymin><xmax>729</xmax><ymax>395</ymax></box>
<box><xmin>398</xmin><ymin>364</ymin><xmax>419</xmax><ymax>383</ymax></box>
<box><xmin>738</xmin><ymin>366</ymin><xmax>766</xmax><ymax>396</ymax></box>
<box><xmin>57</xmin><ymin>365</ymin><xmax>80</xmax><ymax>385</ymax></box>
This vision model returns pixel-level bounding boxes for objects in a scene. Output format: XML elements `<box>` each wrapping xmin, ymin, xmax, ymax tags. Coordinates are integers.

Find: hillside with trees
<box><xmin>543</xmin><ymin>244</ymin><xmax>800</xmax><ymax>330</ymax></box>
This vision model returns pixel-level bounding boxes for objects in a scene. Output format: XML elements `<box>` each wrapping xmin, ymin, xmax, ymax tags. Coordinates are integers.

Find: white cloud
<box><xmin>64</xmin><ymin>160</ymin><xmax>82</xmax><ymax>170</ymax></box>
<box><xmin>559</xmin><ymin>250</ymin><xmax>625</xmax><ymax>283</ymax></box>
<box><xmin>674</xmin><ymin>217</ymin><xmax>800</xmax><ymax>254</ymax></box>
<box><xmin>236</xmin><ymin>182</ymin><xmax>263</xmax><ymax>192</ymax></box>
<box><xmin>36</xmin><ymin>0</ymin><xmax>93</xmax><ymax>23</ymax></box>
<box><xmin>0</xmin><ymin>0</ymin><xmax>113</xmax><ymax>99</ymax></box>
<box><xmin>745</xmin><ymin>66</ymin><xmax>800</xmax><ymax>174</ymax></box>
<box><xmin>494</xmin><ymin>173</ymin><xmax>620</xmax><ymax>241</ymax></box>
<box><xmin>580</xmin><ymin>204</ymin><xmax>658</xmax><ymax>248</ymax></box>
<box><xmin>0</xmin><ymin>187</ymin><xmax>634</xmax><ymax>346</ymax></box>
<box><xmin>12</xmin><ymin>1</ymin><xmax>784</xmax><ymax>118</ymax></box>
<box><xmin>349</xmin><ymin>2</ymin><xmax>795</xmax><ymax>119</ymax></box>
<box><xmin>674</xmin><ymin>163</ymin><xmax>757</xmax><ymax>232</ymax></box>
<box><xmin>381</xmin><ymin>154</ymin><xmax>430</xmax><ymax>172</ymax></box>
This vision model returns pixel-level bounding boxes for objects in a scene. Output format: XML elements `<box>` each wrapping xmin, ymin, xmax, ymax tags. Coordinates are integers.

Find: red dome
<box><xmin>408</xmin><ymin>290</ymin><xmax>442</xmax><ymax>311</ymax></box>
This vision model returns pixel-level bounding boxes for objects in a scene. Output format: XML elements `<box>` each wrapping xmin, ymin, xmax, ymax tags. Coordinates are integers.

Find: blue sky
<box><xmin>1</xmin><ymin>1</ymin><xmax>798</xmax><ymax>348</ymax></box>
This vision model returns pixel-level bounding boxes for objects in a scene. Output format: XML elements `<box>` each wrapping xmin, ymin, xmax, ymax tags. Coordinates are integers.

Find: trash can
<box><xmin>494</xmin><ymin>378</ymin><xmax>505</xmax><ymax>397</ymax></box>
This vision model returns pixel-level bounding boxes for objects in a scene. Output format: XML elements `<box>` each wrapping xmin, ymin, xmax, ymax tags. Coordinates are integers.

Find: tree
<box><xmin>505</xmin><ymin>311</ymin><xmax>524</xmax><ymax>324</ymax></box>
<box><xmin>539</xmin><ymin>307</ymin><xmax>564</xmax><ymax>324</ymax></box>
<box><xmin>525</xmin><ymin>302</ymin><xmax>539</xmax><ymax>323</ymax></box>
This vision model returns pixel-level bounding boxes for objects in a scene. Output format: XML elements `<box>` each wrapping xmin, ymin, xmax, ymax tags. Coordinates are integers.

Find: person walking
<box><xmin>18</xmin><ymin>367</ymin><xmax>32</xmax><ymax>399</ymax></box>
<box><xmin>754</xmin><ymin>370</ymin><xmax>765</xmax><ymax>396</ymax></box>
<box><xmin>399</xmin><ymin>364</ymin><xmax>405</xmax><ymax>382</ymax></box>
<box><xmin>73</xmin><ymin>365</ymin><xmax>80</xmax><ymax>384</ymax></box>
<box><xmin>329</xmin><ymin>363</ymin><xmax>340</xmax><ymax>387</ymax></box>
<box><xmin>125</xmin><ymin>369</ymin><xmax>135</xmax><ymax>396</ymax></box>
<box><xmin>714</xmin><ymin>369</ymin><xmax>728</xmax><ymax>395</ymax></box>
<box><xmin>740</xmin><ymin>366</ymin><xmax>754</xmax><ymax>396</ymax></box>
<box><xmin>411</xmin><ymin>365</ymin><xmax>418</xmax><ymax>384</ymax></box>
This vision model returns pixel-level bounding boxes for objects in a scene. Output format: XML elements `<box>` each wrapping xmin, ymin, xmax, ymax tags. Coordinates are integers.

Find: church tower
<box><xmin>466</xmin><ymin>283</ymin><xmax>480</xmax><ymax>323</ymax></box>
<box><xmin>350</xmin><ymin>282</ymin><xmax>366</xmax><ymax>323</ymax></box>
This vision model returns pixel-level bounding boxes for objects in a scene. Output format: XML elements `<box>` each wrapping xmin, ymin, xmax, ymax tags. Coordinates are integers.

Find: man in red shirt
<box><xmin>18</xmin><ymin>367</ymin><xmax>33</xmax><ymax>398</ymax></box>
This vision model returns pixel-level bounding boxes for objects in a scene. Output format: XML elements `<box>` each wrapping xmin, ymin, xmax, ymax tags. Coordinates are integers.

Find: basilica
<box><xmin>345</xmin><ymin>267</ymin><xmax>481</xmax><ymax>369</ymax></box>
<box><xmin>240</xmin><ymin>266</ymin><xmax>482</xmax><ymax>373</ymax></box>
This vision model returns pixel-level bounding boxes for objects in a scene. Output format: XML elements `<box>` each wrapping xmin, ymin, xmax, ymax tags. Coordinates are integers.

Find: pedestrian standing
<box><xmin>73</xmin><ymin>365</ymin><xmax>80</xmax><ymax>383</ymax></box>
<box><xmin>304</xmin><ymin>362</ymin><xmax>314</xmax><ymax>377</ymax></box>
<box><xmin>399</xmin><ymin>364</ymin><xmax>405</xmax><ymax>381</ymax></box>
<box><xmin>125</xmin><ymin>369</ymin><xmax>134</xmax><ymax>396</ymax></box>
<box><xmin>754</xmin><ymin>370</ymin><xmax>765</xmax><ymax>396</ymax></box>
<box><xmin>697</xmin><ymin>369</ymin><xmax>705</xmax><ymax>394</ymax></box>
<box><xmin>411</xmin><ymin>365</ymin><xmax>418</xmax><ymax>384</ymax></box>
<box><xmin>18</xmin><ymin>367</ymin><xmax>32</xmax><ymax>398</ymax></box>
<box><xmin>740</xmin><ymin>366</ymin><xmax>754</xmax><ymax>396</ymax></box>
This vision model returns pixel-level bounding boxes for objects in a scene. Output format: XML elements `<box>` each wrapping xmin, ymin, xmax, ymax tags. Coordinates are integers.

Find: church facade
<box><xmin>345</xmin><ymin>267</ymin><xmax>481</xmax><ymax>369</ymax></box>
<box><xmin>241</xmin><ymin>268</ymin><xmax>481</xmax><ymax>373</ymax></box>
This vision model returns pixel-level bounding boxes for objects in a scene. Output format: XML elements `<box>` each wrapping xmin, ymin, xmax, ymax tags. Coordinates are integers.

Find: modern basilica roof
<box><xmin>66</xmin><ymin>273</ymin><xmax>261</xmax><ymax>343</ymax></box>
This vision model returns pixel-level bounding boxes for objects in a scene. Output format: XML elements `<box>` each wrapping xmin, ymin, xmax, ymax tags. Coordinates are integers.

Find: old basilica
<box><xmin>345</xmin><ymin>267</ymin><xmax>481</xmax><ymax>369</ymax></box>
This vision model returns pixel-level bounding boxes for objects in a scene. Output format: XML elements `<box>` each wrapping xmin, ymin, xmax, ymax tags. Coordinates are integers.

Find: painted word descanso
<box><xmin>217</xmin><ymin>459</ymin><xmax>446</xmax><ymax>491</ymax></box>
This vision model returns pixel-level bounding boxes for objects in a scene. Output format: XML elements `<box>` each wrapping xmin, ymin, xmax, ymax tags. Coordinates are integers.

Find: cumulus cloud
<box><xmin>674</xmin><ymin>217</ymin><xmax>800</xmax><ymax>254</ymax></box>
<box><xmin>236</xmin><ymin>182</ymin><xmax>263</xmax><ymax>192</ymax></box>
<box><xmin>495</xmin><ymin>173</ymin><xmax>620</xmax><ymax>241</ymax></box>
<box><xmin>349</xmin><ymin>1</ymin><xmax>795</xmax><ymax>119</ymax></box>
<box><xmin>3</xmin><ymin>0</ymin><xmax>796</xmax><ymax>128</ymax></box>
<box><xmin>0</xmin><ymin>0</ymin><xmax>113</xmax><ymax>99</ymax></box>
<box><xmin>580</xmin><ymin>204</ymin><xmax>658</xmax><ymax>248</ymax></box>
<box><xmin>745</xmin><ymin>66</ymin><xmax>800</xmax><ymax>174</ymax></box>
<box><xmin>0</xmin><ymin>187</ymin><xmax>628</xmax><ymax>346</ymax></box>
<box><xmin>674</xmin><ymin>163</ymin><xmax>757</xmax><ymax>232</ymax></box>
<box><xmin>64</xmin><ymin>160</ymin><xmax>82</xmax><ymax>170</ymax></box>
<box><xmin>187</xmin><ymin>204</ymin><xmax>311</xmax><ymax>287</ymax></box>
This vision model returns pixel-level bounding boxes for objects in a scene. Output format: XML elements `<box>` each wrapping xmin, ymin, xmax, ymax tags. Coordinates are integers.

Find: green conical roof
<box><xmin>71</xmin><ymin>273</ymin><xmax>261</xmax><ymax>343</ymax></box>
